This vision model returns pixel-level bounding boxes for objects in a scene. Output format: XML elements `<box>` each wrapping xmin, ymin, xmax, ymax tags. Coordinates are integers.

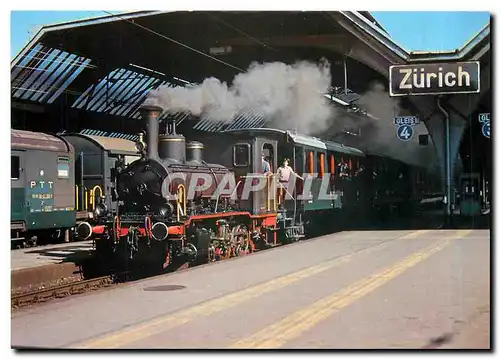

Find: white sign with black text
<box><xmin>389</xmin><ymin>62</ymin><xmax>480</xmax><ymax>97</ymax></box>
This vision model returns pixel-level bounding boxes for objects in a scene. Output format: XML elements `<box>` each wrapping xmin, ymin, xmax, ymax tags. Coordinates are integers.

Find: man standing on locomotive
<box><xmin>277</xmin><ymin>158</ymin><xmax>303</xmax><ymax>208</ymax></box>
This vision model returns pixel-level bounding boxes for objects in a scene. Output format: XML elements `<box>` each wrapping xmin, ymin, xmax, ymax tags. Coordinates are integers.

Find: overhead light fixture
<box><xmin>129</xmin><ymin>63</ymin><xmax>166</xmax><ymax>76</ymax></box>
<box><xmin>173</xmin><ymin>77</ymin><xmax>194</xmax><ymax>86</ymax></box>
<box><xmin>209</xmin><ymin>46</ymin><xmax>232</xmax><ymax>55</ymax></box>
<box><xmin>324</xmin><ymin>93</ymin><xmax>349</xmax><ymax>106</ymax></box>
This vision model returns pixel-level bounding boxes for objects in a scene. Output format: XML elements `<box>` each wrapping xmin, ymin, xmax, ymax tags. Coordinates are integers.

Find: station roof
<box><xmin>11</xmin><ymin>11</ymin><xmax>490</xmax><ymax>133</ymax></box>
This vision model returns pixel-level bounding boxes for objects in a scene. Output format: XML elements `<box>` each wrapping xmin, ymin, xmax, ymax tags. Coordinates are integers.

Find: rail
<box><xmin>277</xmin><ymin>181</ymin><xmax>298</xmax><ymax>225</ymax></box>
<box><xmin>12</xmin><ymin>275</ymin><xmax>114</xmax><ymax>309</ymax></box>
<box><xmin>177</xmin><ymin>184</ymin><xmax>186</xmax><ymax>221</ymax></box>
<box><xmin>267</xmin><ymin>174</ymin><xmax>277</xmax><ymax>212</ymax></box>
<box><xmin>75</xmin><ymin>184</ymin><xmax>103</xmax><ymax>212</ymax></box>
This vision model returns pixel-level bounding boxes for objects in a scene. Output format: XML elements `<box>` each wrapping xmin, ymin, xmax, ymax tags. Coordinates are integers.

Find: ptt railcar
<box><xmin>10</xmin><ymin>129</ymin><xmax>142</xmax><ymax>247</ymax></box>
<box><xmin>11</xmin><ymin>130</ymin><xmax>76</xmax><ymax>246</ymax></box>
<box><xmin>88</xmin><ymin>105</ymin><xmax>439</xmax><ymax>273</ymax></box>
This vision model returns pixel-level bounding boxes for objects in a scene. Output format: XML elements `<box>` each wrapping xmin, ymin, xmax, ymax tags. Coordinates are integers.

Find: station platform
<box><xmin>11</xmin><ymin>241</ymin><xmax>94</xmax><ymax>291</ymax></box>
<box><xmin>11</xmin><ymin>241</ymin><xmax>94</xmax><ymax>271</ymax></box>
<box><xmin>11</xmin><ymin>229</ymin><xmax>490</xmax><ymax>349</ymax></box>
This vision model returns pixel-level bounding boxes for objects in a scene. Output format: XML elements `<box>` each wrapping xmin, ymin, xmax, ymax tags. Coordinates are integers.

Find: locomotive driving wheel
<box><xmin>231</xmin><ymin>225</ymin><xmax>249</xmax><ymax>256</ymax></box>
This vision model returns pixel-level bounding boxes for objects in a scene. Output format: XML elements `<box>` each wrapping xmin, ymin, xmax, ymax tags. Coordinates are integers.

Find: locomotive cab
<box><xmin>208</xmin><ymin>134</ymin><xmax>279</xmax><ymax>215</ymax></box>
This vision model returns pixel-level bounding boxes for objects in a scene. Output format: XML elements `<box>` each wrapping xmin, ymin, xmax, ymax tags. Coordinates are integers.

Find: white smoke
<box><xmin>146</xmin><ymin>65</ymin><xmax>436</xmax><ymax>168</ymax></box>
<box><xmin>145</xmin><ymin>59</ymin><xmax>335</xmax><ymax>134</ymax></box>
<box><xmin>320</xmin><ymin>81</ymin><xmax>436</xmax><ymax>169</ymax></box>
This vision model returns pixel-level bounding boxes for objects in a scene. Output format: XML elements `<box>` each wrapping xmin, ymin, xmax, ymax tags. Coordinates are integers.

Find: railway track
<box><xmin>12</xmin><ymin>275</ymin><xmax>116</xmax><ymax>310</ymax></box>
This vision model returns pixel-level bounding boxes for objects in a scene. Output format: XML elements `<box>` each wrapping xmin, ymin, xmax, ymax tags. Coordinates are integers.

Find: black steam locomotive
<box><xmin>86</xmin><ymin>105</ymin><xmax>439</xmax><ymax>273</ymax></box>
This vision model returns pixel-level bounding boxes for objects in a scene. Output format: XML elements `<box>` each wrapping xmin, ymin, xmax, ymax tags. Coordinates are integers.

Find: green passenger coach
<box><xmin>11</xmin><ymin>129</ymin><xmax>76</xmax><ymax>246</ymax></box>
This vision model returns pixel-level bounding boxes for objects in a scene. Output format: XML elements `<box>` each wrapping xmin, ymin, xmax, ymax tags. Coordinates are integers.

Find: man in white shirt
<box><xmin>276</xmin><ymin>158</ymin><xmax>303</xmax><ymax>207</ymax></box>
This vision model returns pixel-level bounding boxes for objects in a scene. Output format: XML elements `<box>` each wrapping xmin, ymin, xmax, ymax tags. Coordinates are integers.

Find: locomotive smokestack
<box><xmin>139</xmin><ymin>105</ymin><xmax>163</xmax><ymax>159</ymax></box>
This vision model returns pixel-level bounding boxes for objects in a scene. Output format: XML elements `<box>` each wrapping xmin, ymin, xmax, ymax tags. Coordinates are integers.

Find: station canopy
<box><xmin>11</xmin><ymin>11</ymin><xmax>491</xmax><ymax>136</ymax></box>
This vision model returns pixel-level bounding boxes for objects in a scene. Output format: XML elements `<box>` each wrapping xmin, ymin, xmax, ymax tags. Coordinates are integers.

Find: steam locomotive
<box><xmin>85</xmin><ymin>105</ymin><xmax>440</xmax><ymax>273</ymax></box>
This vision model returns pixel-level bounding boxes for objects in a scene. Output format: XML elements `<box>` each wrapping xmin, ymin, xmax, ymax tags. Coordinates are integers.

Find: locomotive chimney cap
<box><xmin>187</xmin><ymin>141</ymin><xmax>204</xmax><ymax>149</ymax></box>
<box><xmin>139</xmin><ymin>104</ymin><xmax>164</xmax><ymax>116</ymax></box>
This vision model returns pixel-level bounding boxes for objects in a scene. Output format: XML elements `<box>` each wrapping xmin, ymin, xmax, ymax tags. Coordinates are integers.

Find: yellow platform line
<box><xmin>72</xmin><ymin>230</ymin><xmax>429</xmax><ymax>349</ymax></box>
<box><xmin>229</xmin><ymin>230</ymin><xmax>471</xmax><ymax>349</ymax></box>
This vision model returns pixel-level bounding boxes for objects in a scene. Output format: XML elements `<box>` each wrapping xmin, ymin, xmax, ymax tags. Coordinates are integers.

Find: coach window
<box><xmin>57</xmin><ymin>157</ymin><xmax>70</xmax><ymax>179</ymax></box>
<box><xmin>317</xmin><ymin>152</ymin><xmax>325</xmax><ymax>178</ymax></box>
<box><xmin>306</xmin><ymin>151</ymin><xmax>314</xmax><ymax>174</ymax></box>
<box><xmin>11</xmin><ymin>156</ymin><xmax>20</xmax><ymax>180</ymax></box>
<box><xmin>329</xmin><ymin>154</ymin><xmax>335</xmax><ymax>175</ymax></box>
<box><xmin>233</xmin><ymin>143</ymin><xmax>250</xmax><ymax>167</ymax></box>
<box><xmin>262</xmin><ymin>143</ymin><xmax>274</xmax><ymax>171</ymax></box>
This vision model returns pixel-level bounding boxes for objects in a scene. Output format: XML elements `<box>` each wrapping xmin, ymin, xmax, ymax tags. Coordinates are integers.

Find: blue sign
<box><xmin>396</xmin><ymin>125</ymin><xmax>414</xmax><ymax>141</ymax></box>
<box><xmin>478</xmin><ymin>113</ymin><xmax>490</xmax><ymax>138</ymax></box>
<box><xmin>479</xmin><ymin>113</ymin><xmax>490</xmax><ymax>123</ymax></box>
<box><xmin>394</xmin><ymin>116</ymin><xmax>420</xmax><ymax>126</ymax></box>
<box><xmin>482</xmin><ymin>122</ymin><xmax>490</xmax><ymax>138</ymax></box>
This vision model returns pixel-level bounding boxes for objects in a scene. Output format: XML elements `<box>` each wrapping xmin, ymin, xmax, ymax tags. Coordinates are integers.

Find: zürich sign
<box><xmin>389</xmin><ymin>62</ymin><xmax>480</xmax><ymax>97</ymax></box>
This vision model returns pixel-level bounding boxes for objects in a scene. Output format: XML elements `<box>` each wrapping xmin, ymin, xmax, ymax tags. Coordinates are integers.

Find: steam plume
<box><xmin>145</xmin><ymin>60</ymin><xmax>335</xmax><ymax>134</ymax></box>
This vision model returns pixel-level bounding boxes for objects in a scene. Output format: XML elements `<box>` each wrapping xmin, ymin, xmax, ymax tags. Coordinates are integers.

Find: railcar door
<box><xmin>24</xmin><ymin>151</ymin><xmax>57</xmax><ymax>230</ymax></box>
<box><xmin>274</xmin><ymin>142</ymin><xmax>297</xmax><ymax>211</ymax></box>
<box><xmin>11</xmin><ymin>151</ymin><xmax>26</xmax><ymax>227</ymax></box>
<box><xmin>232</xmin><ymin>141</ymin><xmax>253</xmax><ymax>212</ymax></box>
<box><xmin>253</xmin><ymin>138</ymin><xmax>277</xmax><ymax>214</ymax></box>
<box><xmin>459</xmin><ymin>173</ymin><xmax>481</xmax><ymax>216</ymax></box>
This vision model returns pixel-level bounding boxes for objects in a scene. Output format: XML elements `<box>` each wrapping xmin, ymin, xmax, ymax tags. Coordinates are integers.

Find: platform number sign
<box><xmin>479</xmin><ymin>113</ymin><xmax>490</xmax><ymax>139</ymax></box>
<box><xmin>397</xmin><ymin>125</ymin><xmax>413</xmax><ymax>141</ymax></box>
<box><xmin>394</xmin><ymin>116</ymin><xmax>419</xmax><ymax>142</ymax></box>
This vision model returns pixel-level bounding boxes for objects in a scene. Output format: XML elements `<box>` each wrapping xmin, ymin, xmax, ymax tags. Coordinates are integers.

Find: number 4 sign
<box><xmin>397</xmin><ymin>125</ymin><xmax>414</xmax><ymax>141</ymax></box>
<box><xmin>394</xmin><ymin>116</ymin><xmax>418</xmax><ymax>141</ymax></box>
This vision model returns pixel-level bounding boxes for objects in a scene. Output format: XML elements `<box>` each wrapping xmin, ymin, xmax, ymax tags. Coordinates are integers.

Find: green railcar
<box><xmin>11</xmin><ymin>129</ymin><xmax>76</xmax><ymax>245</ymax></box>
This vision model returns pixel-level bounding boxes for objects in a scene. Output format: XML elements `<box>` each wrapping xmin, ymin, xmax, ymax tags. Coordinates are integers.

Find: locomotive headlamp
<box><xmin>76</xmin><ymin>222</ymin><xmax>92</xmax><ymax>240</ymax></box>
<box><xmin>159</xmin><ymin>203</ymin><xmax>174</xmax><ymax>217</ymax></box>
<box><xmin>151</xmin><ymin>222</ymin><xmax>169</xmax><ymax>241</ymax></box>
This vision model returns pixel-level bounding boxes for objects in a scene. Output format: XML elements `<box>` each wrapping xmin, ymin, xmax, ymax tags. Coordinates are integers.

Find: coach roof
<box><xmin>11</xmin><ymin>129</ymin><xmax>72</xmax><ymax>153</ymax></box>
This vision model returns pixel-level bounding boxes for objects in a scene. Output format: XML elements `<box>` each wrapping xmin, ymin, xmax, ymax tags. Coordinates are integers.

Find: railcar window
<box><xmin>329</xmin><ymin>154</ymin><xmax>335</xmax><ymax>175</ymax></box>
<box><xmin>306</xmin><ymin>151</ymin><xmax>314</xmax><ymax>174</ymax></box>
<box><xmin>233</xmin><ymin>144</ymin><xmax>250</xmax><ymax>167</ymax></box>
<box><xmin>318</xmin><ymin>153</ymin><xmax>325</xmax><ymax>178</ymax></box>
<box><xmin>57</xmin><ymin>157</ymin><xmax>70</xmax><ymax>178</ymax></box>
<box><xmin>11</xmin><ymin>156</ymin><xmax>20</xmax><ymax>180</ymax></box>
<box><xmin>262</xmin><ymin>143</ymin><xmax>274</xmax><ymax>171</ymax></box>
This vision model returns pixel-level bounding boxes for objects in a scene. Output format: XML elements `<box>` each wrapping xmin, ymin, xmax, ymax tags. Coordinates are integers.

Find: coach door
<box><xmin>11</xmin><ymin>151</ymin><xmax>26</xmax><ymax>225</ymax></box>
<box><xmin>232</xmin><ymin>141</ymin><xmax>253</xmax><ymax>212</ymax></box>
<box><xmin>253</xmin><ymin>138</ymin><xmax>277</xmax><ymax>213</ymax></box>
